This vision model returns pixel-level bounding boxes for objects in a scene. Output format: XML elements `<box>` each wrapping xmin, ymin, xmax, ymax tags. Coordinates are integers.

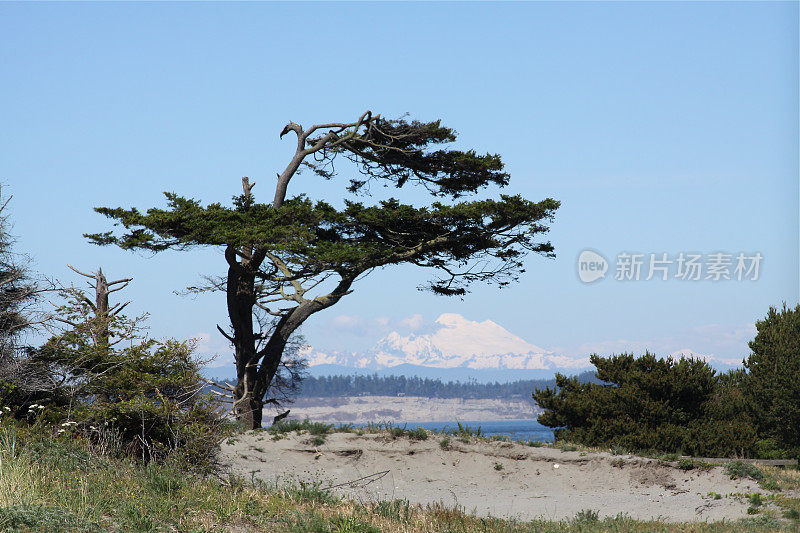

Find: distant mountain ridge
<box><xmin>302</xmin><ymin>313</ymin><xmax>591</xmax><ymax>372</ymax></box>
<box><xmin>203</xmin><ymin>314</ymin><xmax>742</xmax><ymax>383</ymax></box>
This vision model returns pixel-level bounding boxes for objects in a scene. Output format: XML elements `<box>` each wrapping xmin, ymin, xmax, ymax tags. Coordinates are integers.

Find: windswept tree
<box><xmin>87</xmin><ymin>112</ymin><xmax>560</xmax><ymax>428</ymax></box>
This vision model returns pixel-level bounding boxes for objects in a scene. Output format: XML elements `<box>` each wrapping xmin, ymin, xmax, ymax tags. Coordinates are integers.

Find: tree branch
<box><xmin>216</xmin><ymin>324</ymin><xmax>234</xmax><ymax>343</ymax></box>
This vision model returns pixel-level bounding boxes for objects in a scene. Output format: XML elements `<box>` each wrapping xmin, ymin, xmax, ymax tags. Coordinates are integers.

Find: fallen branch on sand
<box><xmin>321</xmin><ymin>470</ymin><xmax>390</xmax><ymax>491</ymax></box>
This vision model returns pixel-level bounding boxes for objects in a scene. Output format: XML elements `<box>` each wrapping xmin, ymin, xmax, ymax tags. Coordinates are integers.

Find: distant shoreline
<box><xmin>272</xmin><ymin>395</ymin><xmax>542</xmax><ymax>424</ymax></box>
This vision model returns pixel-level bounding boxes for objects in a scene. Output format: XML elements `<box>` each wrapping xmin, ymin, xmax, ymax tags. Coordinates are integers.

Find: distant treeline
<box><xmin>295</xmin><ymin>372</ymin><xmax>599</xmax><ymax>399</ymax></box>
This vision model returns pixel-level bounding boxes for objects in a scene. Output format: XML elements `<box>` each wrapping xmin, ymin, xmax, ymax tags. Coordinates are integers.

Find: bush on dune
<box><xmin>1</xmin><ymin>273</ymin><xmax>230</xmax><ymax>469</ymax></box>
<box><xmin>533</xmin><ymin>353</ymin><xmax>757</xmax><ymax>457</ymax></box>
<box><xmin>534</xmin><ymin>304</ymin><xmax>800</xmax><ymax>459</ymax></box>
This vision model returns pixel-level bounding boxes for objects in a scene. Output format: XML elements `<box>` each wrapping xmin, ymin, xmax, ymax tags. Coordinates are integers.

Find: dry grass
<box><xmin>760</xmin><ymin>466</ymin><xmax>800</xmax><ymax>492</ymax></box>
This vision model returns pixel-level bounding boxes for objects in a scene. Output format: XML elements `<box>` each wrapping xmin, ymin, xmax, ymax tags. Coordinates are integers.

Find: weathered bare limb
<box><xmin>67</xmin><ymin>264</ymin><xmax>94</xmax><ymax>278</ymax></box>
<box><xmin>216</xmin><ymin>324</ymin><xmax>234</xmax><ymax>343</ymax></box>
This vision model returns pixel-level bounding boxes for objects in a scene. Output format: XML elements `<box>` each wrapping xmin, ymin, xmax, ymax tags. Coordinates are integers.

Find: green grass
<box><xmin>268</xmin><ymin>419</ymin><xmax>306</xmax><ymax>434</ymax></box>
<box><xmin>268</xmin><ymin>419</ymin><xmax>334</xmax><ymax>437</ymax></box>
<box><xmin>573</xmin><ymin>509</ymin><xmax>600</xmax><ymax>523</ymax></box>
<box><xmin>374</xmin><ymin>499</ymin><xmax>413</xmax><ymax>523</ymax></box>
<box><xmin>282</xmin><ymin>481</ymin><xmax>340</xmax><ymax>506</ymax></box>
<box><xmin>267</xmin><ymin>419</ymin><xmax>336</xmax><ymax>445</ymax></box>
<box><xmin>452</xmin><ymin>421</ymin><xmax>482</xmax><ymax>439</ymax></box>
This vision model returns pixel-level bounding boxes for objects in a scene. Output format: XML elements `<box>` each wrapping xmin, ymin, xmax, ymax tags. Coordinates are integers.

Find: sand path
<box><xmin>220</xmin><ymin>431</ymin><xmax>770</xmax><ymax>523</ymax></box>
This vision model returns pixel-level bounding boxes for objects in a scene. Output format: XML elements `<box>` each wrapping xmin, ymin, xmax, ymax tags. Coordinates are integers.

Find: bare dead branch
<box><xmin>216</xmin><ymin>324</ymin><xmax>234</xmax><ymax>343</ymax></box>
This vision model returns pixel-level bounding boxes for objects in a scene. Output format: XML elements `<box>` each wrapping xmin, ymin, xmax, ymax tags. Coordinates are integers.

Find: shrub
<box><xmin>11</xmin><ymin>270</ymin><xmax>232</xmax><ymax>469</ymax></box>
<box><xmin>62</xmin><ymin>340</ymin><xmax>228</xmax><ymax>468</ymax></box>
<box><xmin>0</xmin><ymin>189</ymin><xmax>54</xmax><ymax>418</ymax></box>
<box><xmin>726</xmin><ymin>461</ymin><xmax>765</xmax><ymax>481</ymax></box>
<box><xmin>408</xmin><ymin>427</ymin><xmax>428</xmax><ymax>440</ymax></box>
<box><xmin>389</xmin><ymin>425</ymin><xmax>407</xmax><ymax>439</ymax></box>
<box><xmin>534</xmin><ymin>352</ymin><xmax>758</xmax><ymax>456</ymax></box>
<box><xmin>754</xmin><ymin>438</ymin><xmax>792</xmax><ymax>460</ymax></box>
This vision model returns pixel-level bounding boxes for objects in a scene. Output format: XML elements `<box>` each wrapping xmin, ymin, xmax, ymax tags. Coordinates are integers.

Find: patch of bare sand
<box><xmin>220</xmin><ymin>432</ymin><xmax>771</xmax><ymax>523</ymax></box>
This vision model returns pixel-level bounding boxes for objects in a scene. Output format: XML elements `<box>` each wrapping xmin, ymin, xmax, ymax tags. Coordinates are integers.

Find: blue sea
<box><xmin>399</xmin><ymin>420</ymin><xmax>554</xmax><ymax>443</ymax></box>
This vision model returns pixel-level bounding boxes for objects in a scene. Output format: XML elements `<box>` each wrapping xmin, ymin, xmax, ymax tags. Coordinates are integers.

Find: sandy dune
<box><xmin>220</xmin><ymin>431</ymin><xmax>772</xmax><ymax>523</ymax></box>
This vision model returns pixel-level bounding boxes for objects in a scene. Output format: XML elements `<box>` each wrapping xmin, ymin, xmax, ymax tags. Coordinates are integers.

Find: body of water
<box><xmin>400</xmin><ymin>419</ymin><xmax>554</xmax><ymax>443</ymax></box>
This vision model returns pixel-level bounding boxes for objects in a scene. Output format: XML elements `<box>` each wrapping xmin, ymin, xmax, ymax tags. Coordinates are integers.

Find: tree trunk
<box><xmin>224</xmin><ymin>174</ymin><xmax>356</xmax><ymax>430</ymax></box>
<box><xmin>226</xmin><ymin>246</ymin><xmax>262</xmax><ymax>429</ymax></box>
<box><xmin>92</xmin><ymin>268</ymin><xmax>110</xmax><ymax>346</ymax></box>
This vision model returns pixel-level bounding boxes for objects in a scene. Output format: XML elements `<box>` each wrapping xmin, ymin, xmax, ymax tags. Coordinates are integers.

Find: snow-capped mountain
<box><xmin>302</xmin><ymin>313</ymin><xmax>591</xmax><ymax>371</ymax></box>
<box><xmin>203</xmin><ymin>314</ymin><xmax>745</xmax><ymax>382</ymax></box>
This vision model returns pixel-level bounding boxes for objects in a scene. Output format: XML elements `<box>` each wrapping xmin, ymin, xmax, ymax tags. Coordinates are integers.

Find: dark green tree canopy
<box><xmin>744</xmin><ymin>303</ymin><xmax>800</xmax><ymax>452</ymax></box>
<box><xmin>89</xmin><ymin>193</ymin><xmax>557</xmax><ymax>296</ymax></box>
<box><xmin>533</xmin><ymin>353</ymin><xmax>757</xmax><ymax>457</ymax></box>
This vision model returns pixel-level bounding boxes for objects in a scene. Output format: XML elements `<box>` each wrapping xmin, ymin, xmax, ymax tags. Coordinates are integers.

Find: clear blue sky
<box><xmin>1</xmin><ymin>2</ymin><xmax>797</xmax><ymax>366</ymax></box>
